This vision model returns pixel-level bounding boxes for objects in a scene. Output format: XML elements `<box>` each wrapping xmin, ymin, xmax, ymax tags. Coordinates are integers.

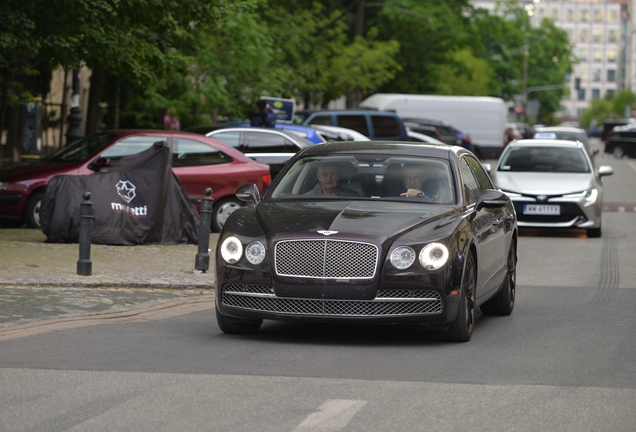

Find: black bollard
<box><xmin>195</xmin><ymin>188</ymin><xmax>214</xmax><ymax>272</ymax></box>
<box><xmin>77</xmin><ymin>192</ymin><xmax>93</xmax><ymax>276</ymax></box>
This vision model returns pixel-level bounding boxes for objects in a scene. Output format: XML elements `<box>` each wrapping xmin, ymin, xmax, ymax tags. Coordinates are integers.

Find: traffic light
<box><xmin>575</xmin><ymin>77</ymin><xmax>581</xmax><ymax>90</ymax></box>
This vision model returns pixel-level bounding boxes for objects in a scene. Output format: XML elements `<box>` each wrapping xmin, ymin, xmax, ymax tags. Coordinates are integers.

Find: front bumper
<box><xmin>217</xmin><ymin>283</ymin><xmax>456</xmax><ymax>326</ymax></box>
<box><xmin>510</xmin><ymin>196</ymin><xmax>601</xmax><ymax>229</ymax></box>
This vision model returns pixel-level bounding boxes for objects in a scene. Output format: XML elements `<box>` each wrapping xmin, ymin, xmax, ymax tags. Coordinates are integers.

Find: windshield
<box><xmin>268</xmin><ymin>154</ymin><xmax>455</xmax><ymax>204</ymax></box>
<box><xmin>498</xmin><ymin>146</ymin><xmax>591</xmax><ymax>173</ymax></box>
<box><xmin>45</xmin><ymin>133</ymin><xmax>116</xmax><ymax>163</ymax></box>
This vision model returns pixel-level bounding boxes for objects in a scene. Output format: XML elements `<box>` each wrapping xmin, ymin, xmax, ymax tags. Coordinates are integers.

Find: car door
<box><xmin>243</xmin><ymin>131</ymin><xmax>297</xmax><ymax>177</ymax></box>
<box><xmin>459</xmin><ymin>155</ymin><xmax>505</xmax><ymax>298</ymax></box>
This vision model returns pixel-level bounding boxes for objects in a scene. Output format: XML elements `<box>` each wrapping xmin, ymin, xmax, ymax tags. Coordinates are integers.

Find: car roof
<box><xmin>297</xmin><ymin>140</ymin><xmax>458</xmax><ymax>158</ymax></box>
<box><xmin>509</xmin><ymin>139</ymin><xmax>585</xmax><ymax>149</ymax></box>
<box><xmin>208</xmin><ymin>127</ymin><xmax>315</xmax><ymax>145</ymax></box>
<box><xmin>307</xmin><ymin>109</ymin><xmax>399</xmax><ymax>116</ymax></box>
<box><xmin>535</xmin><ymin>126</ymin><xmax>585</xmax><ymax>133</ymax></box>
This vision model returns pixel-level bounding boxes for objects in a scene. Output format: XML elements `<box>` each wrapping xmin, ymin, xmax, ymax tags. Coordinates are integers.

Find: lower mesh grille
<box><xmin>222</xmin><ymin>284</ymin><xmax>442</xmax><ymax>316</ymax></box>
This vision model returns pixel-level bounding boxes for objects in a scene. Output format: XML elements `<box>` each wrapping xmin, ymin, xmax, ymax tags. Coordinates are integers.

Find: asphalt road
<box><xmin>2</xmin><ymin>141</ymin><xmax>636</xmax><ymax>432</ymax></box>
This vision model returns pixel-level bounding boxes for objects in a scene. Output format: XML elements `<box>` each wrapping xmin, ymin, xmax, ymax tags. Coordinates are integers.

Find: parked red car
<box><xmin>0</xmin><ymin>130</ymin><xmax>271</xmax><ymax>231</ymax></box>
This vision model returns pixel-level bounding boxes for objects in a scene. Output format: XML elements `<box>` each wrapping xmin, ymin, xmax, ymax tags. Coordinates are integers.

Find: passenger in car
<box><xmin>387</xmin><ymin>163</ymin><xmax>432</xmax><ymax>198</ymax></box>
<box><xmin>305</xmin><ymin>162</ymin><xmax>360</xmax><ymax>197</ymax></box>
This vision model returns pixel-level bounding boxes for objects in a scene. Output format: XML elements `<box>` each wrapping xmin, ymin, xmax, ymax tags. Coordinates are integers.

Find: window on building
<box><xmin>565</xmin><ymin>9</ymin><xmax>574</xmax><ymax>22</ymax></box>
<box><xmin>593</xmin><ymin>9</ymin><xmax>603</xmax><ymax>23</ymax></box>
<box><xmin>550</xmin><ymin>8</ymin><xmax>560</xmax><ymax>21</ymax></box>
<box><xmin>593</xmin><ymin>48</ymin><xmax>603</xmax><ymax>62</ymax></box>
<box><xmin>579</xmin><ymin>67</ymin><xmax>589</xmax><ymax>81</ymax></box>
<box><xmin>577</xmin><ymin>47</ymin><xmax>588</xmax><ymax>62</ymax></box>
<box><xmin>607</xmin><ymin>89</ymin><xmax>615</xmax><ymax>98</ymax></box>
<box><xmin>592</xmin><ymin>28</ymin><xmax>603</xmax><ymax>43</ymax></box>
<box><xmin>592</xmin><ymin>68</ymin><xmax>601</xmax><ymax>82</ymax></box>
<box><xmin>578</xmin><ymin>28</ymin><xmax>588</xmax><ymax>43</ymax></box>
<box><xmin>607</xmin><ymin>70</ymin><xmax>616</xmax><ymax>82</ymax></box>
<box><xmin>578</xmin><ymin>88</ymin><xmax>586</xmax><ymax>101</ymax></box>
<box><xmin>608</xmin><ymin>10</ymin><xmax>618</xmax><ymax>24</ymax></box>
<box><xmin>607</xmin><ymin>49</ymin><xmax>617</xmax><ymax>63</ymax></box>
<box><xmin>580</xmin><ymin>9</ymin><xmax>589</xmax><ymax>23</ymax></box>
<box><xmin>592</xmin><ymin>89</ymin><xmax>600</xmax><ymax>99</ymax></box>
<box><xmin>608</xmin><ymin>29</ymin><xmax>618</xmax><ymax>43</ymax></box>
<box><xmin>566</xmin><ymin>29</ymin><xmax>574</xmax><ymax>42</ymax></box>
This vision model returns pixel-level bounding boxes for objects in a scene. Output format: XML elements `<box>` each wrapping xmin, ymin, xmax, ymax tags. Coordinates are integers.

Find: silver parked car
<box><xmin>488</xmin><ymin>139</ymin><xmax>613</xmax><ymax>238</ymax></box>
<box><xmin>533</xmin><ymin>126</ymin><xmax>593</xmax><ymax>157</ymax></box>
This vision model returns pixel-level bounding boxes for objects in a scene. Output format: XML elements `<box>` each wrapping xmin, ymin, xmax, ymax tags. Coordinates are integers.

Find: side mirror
<box><xmin>88</xmin><ymin>157</ymin><xmax>111</xmax><ymax>171</ymax></box>
<box><xmin>598</xmin><ymin>165</ymin><xmax>614</xmax><ymax>177</ymax></box>
<box><xmin>475</xmin><ymin>189</ymin><xmax>509</xmax><ymax>211</ymax></box>
<box><xmin>236</xmin><ymin>184</ymin><xmax>261</xmax><ymax>204</ymax></box>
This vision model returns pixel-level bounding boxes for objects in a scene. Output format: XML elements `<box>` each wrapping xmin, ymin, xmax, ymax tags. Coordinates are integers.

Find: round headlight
<box><xmin>390</xmin><ymin>246</ymin><xmax>416</xmax><ymax>270</ymax></box>
<box><xmin>419</xmin><ymin>243</ymin><xmax>449</xmax><ymax>270</ymax></box>
<box><xmin>245</xmin><ymin>241</ymin><xmax>266</xmax><ymax>265</ymax></box>
<box><xmin>220</xmin><ymin>236</ymin><xmax>243</xmax><ymax>264</ymax></box>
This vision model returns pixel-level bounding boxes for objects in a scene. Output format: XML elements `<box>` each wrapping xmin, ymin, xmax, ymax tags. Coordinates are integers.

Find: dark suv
<box><xmin>604</xmin><ymin>127</ymin><xmax>636</xmax><ymax>159</ymax></box>
<box><xmin>302</xmin><ymin>110</ymin><xmax>409</xmax><ymax>141</ymax></box>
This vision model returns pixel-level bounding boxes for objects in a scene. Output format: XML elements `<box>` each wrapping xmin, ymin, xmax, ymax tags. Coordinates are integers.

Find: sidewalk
<box><xmin>0</xmin><ymin>229</ymin><xmax>218</xmax><ymax>328</ymax></box>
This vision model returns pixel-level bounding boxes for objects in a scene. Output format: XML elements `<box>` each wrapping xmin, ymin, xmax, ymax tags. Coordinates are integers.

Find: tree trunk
<box><xmin>113</xmin><ymin>76</ymin><xmax>121</xmax><ymax>129</ymax></box>
<box><xmin>0</xmin><ymin>68</ymin><xmax>10</xmax><ymax>154</ymax></box>
<box><xmin>5</xmin><ymin>105</ymin><xmax>21</xmax><ymax>163</ymax></box>
<box><xmin>355</xmin><ymin>0</ymin><xmax>365</xmax><ymax>37</ymax></box>
<box><xmin>86</xmin><ymin>63</ymin><xmax>105</xmax><ymax>135</ymax></box>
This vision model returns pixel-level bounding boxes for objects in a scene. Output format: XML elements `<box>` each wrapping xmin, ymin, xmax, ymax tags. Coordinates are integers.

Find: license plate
<box><xmin>523</xmin><ymin>204</ymin><xmax>560</xmax><ymax>215</ymax></box>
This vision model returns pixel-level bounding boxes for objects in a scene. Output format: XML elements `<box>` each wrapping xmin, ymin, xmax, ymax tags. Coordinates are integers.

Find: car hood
<box><xmin>0</xmin><ymin>161</ymin><xmax>78</xmax><ymax>182</ymax></box>
<box><xmin>493</xmin><ymin>172</ymin><xmax>595</xmax><ymax>195</ymax></box>
<box><xmin>253</xmin><ymin>200</ymin><xmax>457</xmax><ymax>242</ymax></box>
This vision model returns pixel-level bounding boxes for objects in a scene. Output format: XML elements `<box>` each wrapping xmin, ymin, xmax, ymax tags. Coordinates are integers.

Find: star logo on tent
<box><xmin>115</xmin><ymin>180</ymin><xmax>137</xmax><ymax>203</ymax></box>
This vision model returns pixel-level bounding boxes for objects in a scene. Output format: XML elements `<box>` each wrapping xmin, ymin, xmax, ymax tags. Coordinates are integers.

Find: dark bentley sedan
<box><xmin>216</xmin><ymin>142</ymin><xmax>518</xmax><ymax>342</ymax></box>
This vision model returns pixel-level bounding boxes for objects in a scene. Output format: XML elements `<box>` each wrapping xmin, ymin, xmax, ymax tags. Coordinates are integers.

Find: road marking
<box><xmin>618</xmin><ymin>206</ymin><xmax>625</xmax><ymax>213</ymax></box>
<box><xmin>628</xmin><ymin>161</ymin><xmax>636</xmax><ymax>172</ymax></box>
<box><xmin>292</xmin><ymin>399</ymin><xmax>368</xmax><ymax>431</ymax></box>
<box><xmin>0</xmin><ymin>298</ymin><xmax>215</xmax><ymax>341</ymax></box>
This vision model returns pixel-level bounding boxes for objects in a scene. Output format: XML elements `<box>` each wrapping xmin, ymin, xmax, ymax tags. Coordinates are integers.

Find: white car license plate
<box><xmin>523</xmin><ymin>204</ymin><xmax>560</xmax><ymax>215</ymax></box>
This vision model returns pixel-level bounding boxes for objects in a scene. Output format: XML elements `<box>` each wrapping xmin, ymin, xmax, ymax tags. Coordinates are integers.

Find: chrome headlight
<box><xmin>390</xmin><ymin>246</ymin><xmax>416</xmax><ymax>269</ymax></box>
<box><xmin>0</xmin><ymin>182</ymin><xmax>8</xmax><ymax>190</ymax></box>
<box><xmin>245</xmin><ymin>241</ymin><xmax>266</xmax><ymax>265</ymax></box>
<box><xmin>419</xmin><ymin>243</ymin><xmax>449</xmax><ymax>270</ymax></box>
<box><xmin>563</xmin><ymin>188</ymin><xmax>598</xmax><ymax>206</ymax></box>
<box><xmin>220</xmin><ymin>236</ymin><xmax>243</xmax><ymax>264</ymax></box>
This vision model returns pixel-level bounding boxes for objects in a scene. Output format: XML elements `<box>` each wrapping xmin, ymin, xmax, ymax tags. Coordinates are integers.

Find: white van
<box><xmin>359</xmin><ymin>93</ymin><xmax>508</xmax><ymax>159</ymax></box>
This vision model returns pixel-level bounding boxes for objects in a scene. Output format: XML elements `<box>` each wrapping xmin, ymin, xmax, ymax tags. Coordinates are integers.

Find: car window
<box><xmin>45</xmin><ymin>133</ymin><xmax>117</xmax><ymax>163</ymax></box>
<box><xmin>436</xmin><ymin>125</ymin><xmax>456</xmax><ymax>136</ymax></box>
<box><xmin>100</xmin><ymin>136</ymin><xmax>167</xmax><ymax>165</ymax></box>
<box><xmin>267</xmin><ymin>154</ymin><xmax>454</xmax><ymax>204</ymax></box>
<box><xmin>210</xmin><ymin>131</ymin><xmax>241</xmax><ymax>148</ymax></box>
<box><xmin>172</xmin><ymin>138</ymin><xmax>233</xmax><ymax>167</ymax></box>
<box><xmin>459</xmin><ymin>157</ymin><xmax>481</xmax><ymax>205</ymax></box>
<box><xmin>308</xmin><ymin>115</ymin><xmax>333</xmax><ymax>126</ymax></box>
<box><xmin>371</xmin><ymin>116</ymin><xmax>401</xmax><ymax>138</ymax></box>
<box><xmin>465</xmin><ymin>155</ymin><xmax>493</xmax><ymax>191</ymax></box>
<box><xmin>244</xmin><ymin>131</ymin><xmax>295</xmax><ymax>153</ymax></box>
<box><xmin>498</xmin><ymin>146</ymin><xmax>590</xmax><ymax>173</ymax></box>
<box><xmin>337</xmin><ymin>115</ymin><xmax>370</xmax><ymax>136</ymax></box>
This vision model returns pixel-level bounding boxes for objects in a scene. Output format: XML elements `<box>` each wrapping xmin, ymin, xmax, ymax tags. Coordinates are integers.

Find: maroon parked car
<box><xmin>0</xmin><ymin>130</ymin><xmax>271</xmax><ymax>231</ymax></box>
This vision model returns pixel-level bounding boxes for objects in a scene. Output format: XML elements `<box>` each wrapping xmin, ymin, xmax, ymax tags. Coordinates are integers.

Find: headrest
<box><xmin>339</xmin><ymin>161</ymin><xmax>356</xmax><ymax>180</ymax></box>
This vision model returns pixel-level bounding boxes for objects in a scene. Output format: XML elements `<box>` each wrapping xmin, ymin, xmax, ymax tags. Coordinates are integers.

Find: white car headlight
<box><xmin>245</xmin><ymin>241</ymin><xmax>266</xmax><ymax>265</ymax></box>
<box><xmin>220</xmin><ymin>236</ymin><xmax>243</xmax><ymax>264</ymax></box>
<box><xmin>390</xmin><ymin>246</ymin><xmax>416</xmax><ymax>270</ymax></box>
<box><xmin>419</xmin><ymin>243</ymin><xmax>449</xmax><ymax>270</ymax></box>
<box><xmin>0</xmin><ymin>182</ymin><xmax>8</xmax><ymax>190</ymax></box>
<box><xmin>563</xmin><ymin>188</ymin><xmax>598</xmax><ymax>206</ymax></box>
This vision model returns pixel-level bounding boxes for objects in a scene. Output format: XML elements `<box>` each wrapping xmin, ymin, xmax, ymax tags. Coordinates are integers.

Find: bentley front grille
<box><xmin>274</xmin><ymin>239</ymin><xmax>378</xmax><ymax>279</ymax></box>
<box><xmin>221</xmin><ymin>284</ymin><xmax>443</xmax><ymax>317</ymax></box>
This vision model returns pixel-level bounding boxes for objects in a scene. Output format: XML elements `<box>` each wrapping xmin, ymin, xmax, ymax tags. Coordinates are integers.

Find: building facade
<box><xmin>473</xmin><ymin>0</ymin><xmax>631</xmax><ymax>121</ymax></box>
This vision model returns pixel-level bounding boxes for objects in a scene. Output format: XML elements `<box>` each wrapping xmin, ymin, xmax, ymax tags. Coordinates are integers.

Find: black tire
<box><xmin>211</xmin><ymin>198</ymin><xmax>243</xmax><ymax>232</ymax></box>
<box><xmin>587</xmin><ymin>227</ymin><xmax>602</xmax><ymax>238</ymax></box>
<box><xmin>216</xmin><ymin>307</ymin><xmax>262</xmax><ymax>334</ymax></box>
<box><xmin>481</xmin><ymin>239</ymin><xmax>516</xmax><ymax>316</ymax></box>
<box><xmin>23</xmin><ymin>191</ymin><xmax>44</xmax><ymax>229</ymax></box>
<box><xmin>612</xmin><ymin>146</ymin><xmax>624</xmax><ymax>159</ymax></box>
<box><xmin>437</xmin><ymin>252</ymin><xmax>476</xmax><ymax>342</ymax></box>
